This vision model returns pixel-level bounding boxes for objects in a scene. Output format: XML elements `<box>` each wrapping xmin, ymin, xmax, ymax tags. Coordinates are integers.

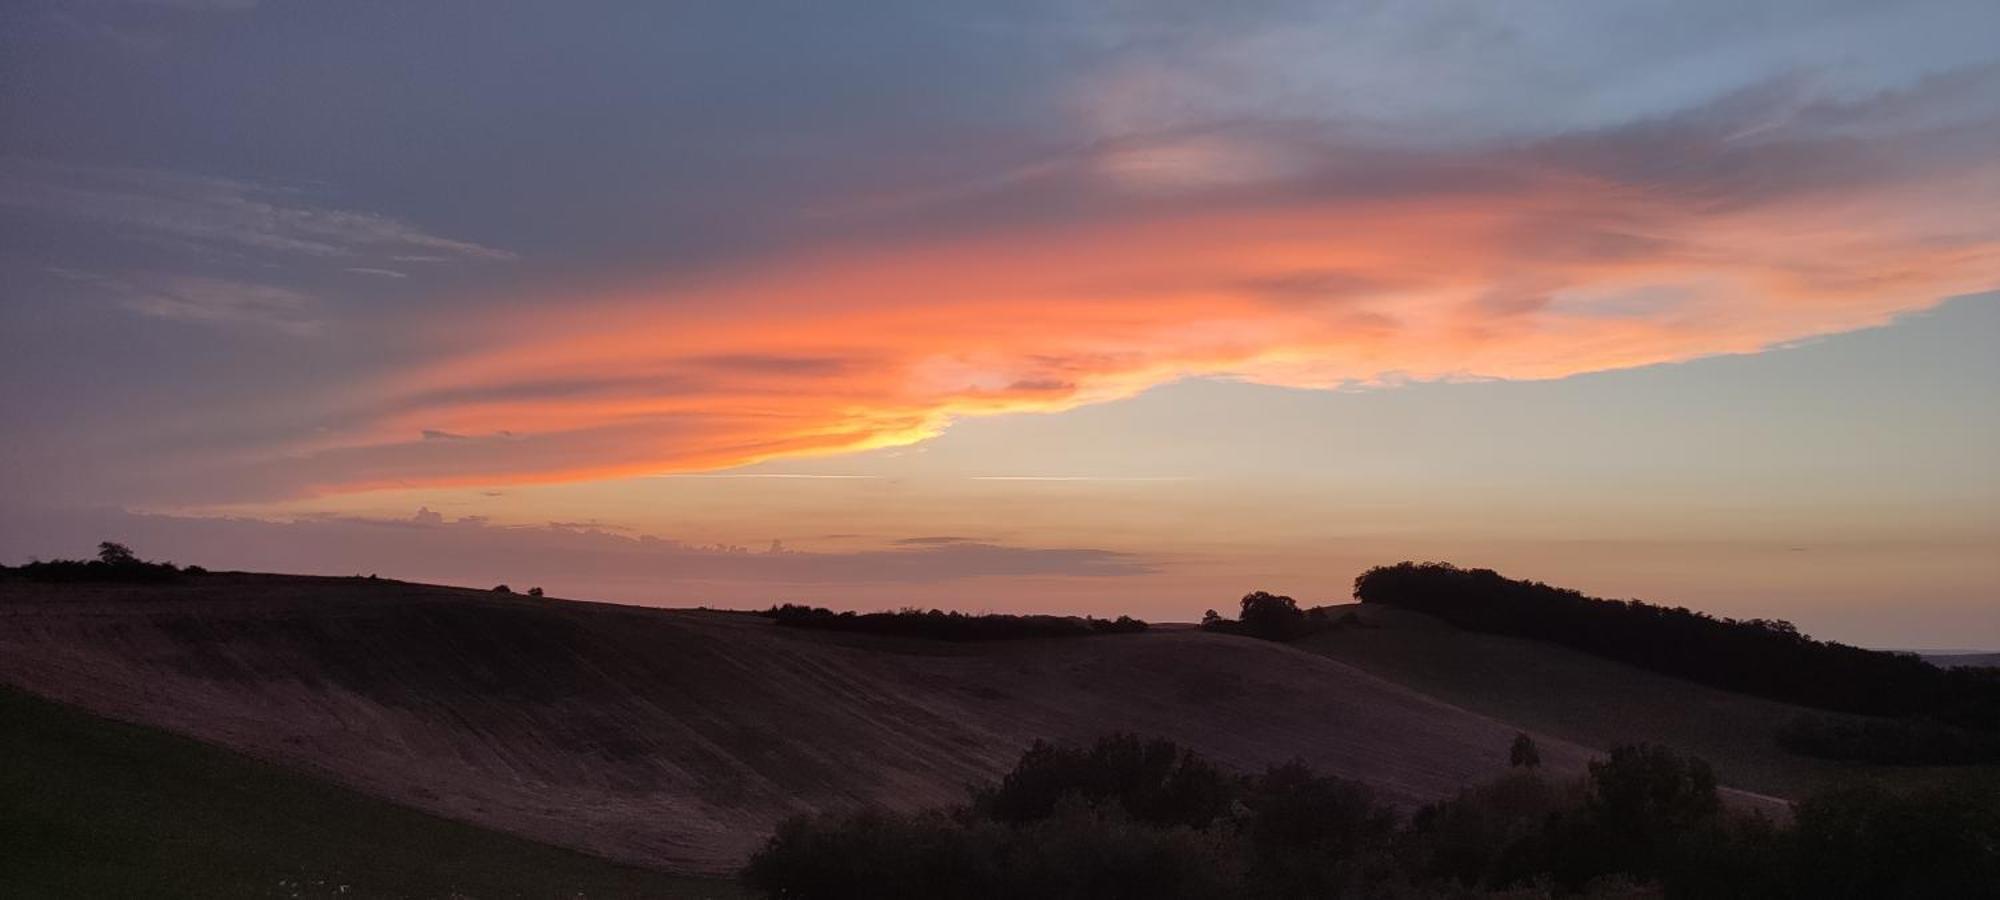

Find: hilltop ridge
<box><xmin>0</xmin><ymin>573</ymin><xmax>1599</xmax><ymax>873</ymax></box>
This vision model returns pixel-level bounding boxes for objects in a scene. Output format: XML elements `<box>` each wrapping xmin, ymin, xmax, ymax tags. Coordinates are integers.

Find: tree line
<box><xmin>1</xmin><ymin>542</ymin><xmax>199</xmax><ymax>584</ymax></box>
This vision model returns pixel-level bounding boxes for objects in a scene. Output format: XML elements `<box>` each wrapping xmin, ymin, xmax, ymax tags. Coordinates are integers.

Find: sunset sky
<box><xmin>3</xmin><ymin>2</ymin><xmax>1996</xmax><ymax>647</ymax></box>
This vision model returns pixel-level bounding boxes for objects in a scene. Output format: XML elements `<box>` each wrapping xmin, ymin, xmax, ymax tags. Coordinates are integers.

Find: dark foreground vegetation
<box><xmin>1352</xmin><ymin>562</ymin><xmax>2000</xmax><ymax>764</ymax></box>
<box><xmin>763</xmin><ymin>603</ymin><xmax>1148</xmax><ymax>641</ymax></box>
<box><xmin>745</xmin><ymin>733</ymin><xmax>2000</xmax><ymax>900</ymax></box>
<box><xmin>1</xmin><ymin>542</ymin><xmax>200</xmax><ymax>584</ymax></box>
<box><xmin>0</xmin><ymin>685</ymin><xmax>740</xmax><ymax>899</ymax></box>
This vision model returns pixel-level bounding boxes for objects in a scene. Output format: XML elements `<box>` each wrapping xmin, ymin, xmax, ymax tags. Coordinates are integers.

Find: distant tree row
<box><xmin>1199</xmin><ymin>591</ymin><xmax>1359</xmax><ymax>641</ymax></box>
<box><xmin>763</xmin><ymin>604</ymin><xmax>1148</xmax><ymax>641</ymax></box>
<box><xmin>1353</xmin><ymin>562</ymin><xmax>2000</xmax><ymax>762</ymax></box>
<box><xmin>2</xmin><ymin>542</ymin><xmax>203</xmax><ymax>584</ymax></box>
<box><xmin>745</xmin><ymin>732</ymin><xmax>1999</xmax><ymax>899</ymax></box>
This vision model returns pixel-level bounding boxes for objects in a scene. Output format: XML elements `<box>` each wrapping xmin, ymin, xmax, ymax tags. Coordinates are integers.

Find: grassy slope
<box><xmin>0</xmin><ymin>684</ymin><xmax>742</xmax><ymax>900</ymax></box>
<box><xmin>1295</xmin><ymin>603</ymin><xmax>1999</xmax><ymax>799</ymax></box>
<box><xmin>0</xmin><ymin>575</ymin><xmax>1600</xmax><ymax>873</ymax></box>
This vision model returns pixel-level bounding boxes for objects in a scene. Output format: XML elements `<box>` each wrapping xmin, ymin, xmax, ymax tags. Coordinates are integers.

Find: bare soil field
<box><xmin>0</xmin><ymin>575</ymin><xmax>1595</xmax><ymax>875</ymax></box>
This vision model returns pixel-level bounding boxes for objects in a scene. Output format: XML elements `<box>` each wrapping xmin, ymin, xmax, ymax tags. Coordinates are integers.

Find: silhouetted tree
<box><xmin>527</xmin><ymin>587</ymin><xmax>544</xmax><ymax>597</ymax></box>
<box><xmin>1237</xmin><ymin>591</ymin><xmax>1307</xmax><ymax>640</ymax></box>
<box><xmin>492</xmin><ymin>584</ymin><xmax>512</xmax><ymax>593</ymax></box>
<box><xmin>97</xmin><ymin>542</ymin><xmax>137</xmax><ymax>565</ymax></box>
<box><xmin>1510</xmin><ymin>733</ymin><xmax>1541</xmax><ymax>769</ymax></box>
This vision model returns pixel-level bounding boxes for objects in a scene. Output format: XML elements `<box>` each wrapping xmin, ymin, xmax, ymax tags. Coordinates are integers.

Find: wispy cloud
<box><xmin>181</xmin><ymin>69</ymin><xmax>1999</xmax><ymax>501</ymax></box>
<box><xmin>0</xmin><ymin>158</ymin><xmax>510</xmax><ymax>262</ymax></box>
<box><xmin>20</xmin><ymin>56</ymin><xmax>2000</xmax><ymax>507</ymax></box>
<box><xmin>50</xmin><ymin>269</ymin><xmax>323</xmax><ymax>336</ymax></box>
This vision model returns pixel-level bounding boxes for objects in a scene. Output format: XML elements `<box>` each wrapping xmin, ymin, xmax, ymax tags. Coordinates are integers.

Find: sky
<box><xmin>2</xmin><ymin>1</ymin><xmax>1996</xmax><ymax>647</ymax></box>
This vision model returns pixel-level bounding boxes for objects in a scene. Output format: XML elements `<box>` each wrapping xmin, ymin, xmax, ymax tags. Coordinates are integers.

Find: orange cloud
<box><xmin>232</xmin><ymin>94</ymin><xmax>2000</xmax><ymax>499</ymax></box>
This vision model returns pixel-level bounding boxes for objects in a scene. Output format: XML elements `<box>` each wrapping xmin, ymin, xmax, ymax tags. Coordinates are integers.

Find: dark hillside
<box><xmin>1354</xmin><ymin>562</ymin><xmax>2000</xmax><ymax>761</ymax></box>
<box><xmin>0</xmin><ymin>573</ymin><xmax>1598</xmax><ymax>873</ymax></box>
<box><xmin>0</xmin><ymin>684</ymin><xmax>740</xmax><ymax>899</ymax></box>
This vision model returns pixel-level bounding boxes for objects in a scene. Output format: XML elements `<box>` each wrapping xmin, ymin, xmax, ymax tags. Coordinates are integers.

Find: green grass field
<box><xmin>0</xmin><ymin>685</ymin><xmax>745</xmax><ymax>899</ymax></box>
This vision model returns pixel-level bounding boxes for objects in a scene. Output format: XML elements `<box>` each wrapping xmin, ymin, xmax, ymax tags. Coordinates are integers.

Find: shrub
<box><xmin>973</xmin><ymin>734</ymin><xmax>1235</xmax><ymax>829</ymax></box>
<box><xmin>743</xmin><ymin>734</ymin><xmax>1996</xmax><ymax>900</ymax></box>
<box><xmin>1407</xmin><ymin>770</ymin><xmax>1575</xmax><ymax>890</ymax></box>
<box><xmin>745</xmin><ymin>803</ymin><xmax>1237</xmax><ymax>900</ymax></box>
<box><xmin>1790</xmin><ymin>782</ymin><xmax>2000</xmax><ymax>899</ymax></box>
<box><xmin>1240</xmin><ymin>761</ymin><xmax>1400</xmax><ymax>896</ymax></box>
<box><xmin>1510</xmin><ymin>733</ymin><xmax>1541</xmax><ymax>769</ymax></box>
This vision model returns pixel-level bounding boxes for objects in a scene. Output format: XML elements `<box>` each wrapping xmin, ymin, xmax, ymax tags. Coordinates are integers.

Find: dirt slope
<box><xmin>1293</xmin><ymin>603</ymin><xmax>1951</xmax><ymax>800</ymax></box>
<box><xmin>0</xmin><ymin>575</ymin><xmax>1592</xmax><ymax>875</ymax></box>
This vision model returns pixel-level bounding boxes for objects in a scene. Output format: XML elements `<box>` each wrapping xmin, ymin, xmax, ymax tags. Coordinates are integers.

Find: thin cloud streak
<box><xmin>0</xmin><ymin>158</ymin><xmax>512</xmax><ymax>262</ymax></box>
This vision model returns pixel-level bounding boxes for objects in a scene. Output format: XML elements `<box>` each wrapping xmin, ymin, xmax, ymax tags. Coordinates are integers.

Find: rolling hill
<box><xmin>0</xmin><ymin>684</ymin><xmax>740</xmax><ymax>899</ymax></box>
<box><xmin>1294</xmin><ymin>603</ymin><xmax>1995</xmax><ymax>799</ymax></box>
<box><xmin>0</xmin><ymin>573</ymin><xmax>1604</xmax><ymax>875</ymax></box>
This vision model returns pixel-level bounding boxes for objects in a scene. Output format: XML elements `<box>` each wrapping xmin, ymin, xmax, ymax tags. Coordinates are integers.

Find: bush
<box><xmin>745</xmin><ymin>803</ymin><xmax>1237</xmax><ymax>900</ymax></box>
<box><xmin>1790</xmin><ymin>782</ymin><xmax>2000</xmax><ymax>899</ymax></box>
<box><xmin>1407</xmin><ymin>770</ymin><xmax>1576</xmax><ymax>890</ymax></box>
<box><xmin>1510</xmin><ymin>733</ymin><xmax>1541</xmax><ymax>769</ymax></box>
<box><xmin>973</xmin><ymin>734</ymin><xmax>1235</xmax><ymax>829</ymax></box>
<box><xmin>763</xmin><ymin>604</ymin><xmax>1147</xmax><ymax>641</ymax></box>
<box><xmin>1240</xmin><ymin>761</ymin><xmax>1400</xmax><ymax>896</ymax></box>
<box><xmin>744</xmin><ymin>734</ymin><xmax>1997</xmax><ymax>899</ymax></box>
<box><xmin>744</xmin><ymin>809</ymin><xmax>1002</xmax><ymax>900</ymax></box>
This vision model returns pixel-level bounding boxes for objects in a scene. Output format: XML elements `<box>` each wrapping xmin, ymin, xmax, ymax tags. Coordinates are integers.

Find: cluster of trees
<box><xmin>2</xmin><ymin>542</ymin><xmax>201</xmax><ymax>584</ymax></box>
<box><xmin>1353</xmin><ymin>562</ymin><xmax>2000</xmax><ymax>763</ymax></box>
<box><xmin>762</xmin><ymin>604</ymin><xmax>1148</xmax><ymax>642</ymax></box>
<box><xmin>745</xmin><ymin>733</ymin><xmax>1999</xmax><ymax>898</ymax></box>
<box><xmin>1199</xmin><ymin>591</ymin><xmax>1355</xmax><ymax>641</ymax></box>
